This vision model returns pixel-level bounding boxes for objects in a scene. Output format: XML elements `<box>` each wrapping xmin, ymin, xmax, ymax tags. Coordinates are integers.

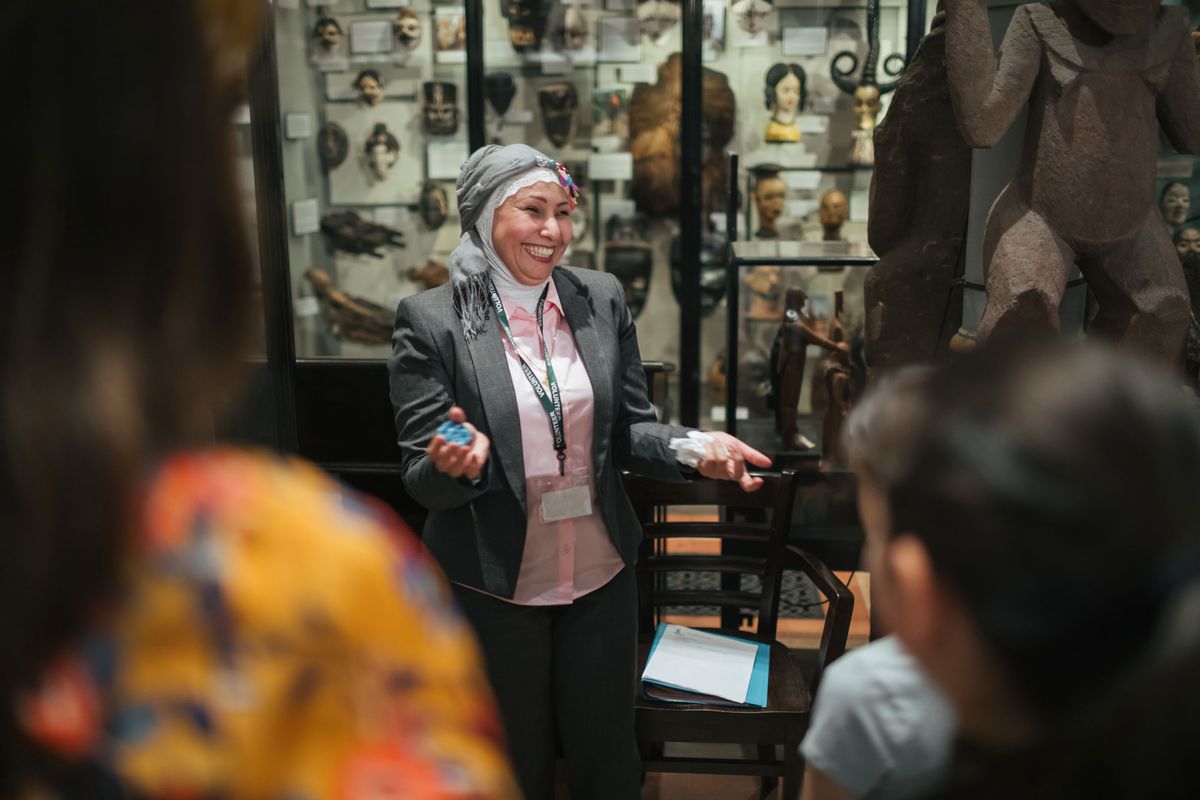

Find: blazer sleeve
<box><xmin>388</xmin><ymin>297</ymin><xmax>489</xmax><ymax>511</ymax></box>
<box><xmin>607</xmin><ymin>272</ymin><xmax>695</xmax><ymax>481</ymax></box>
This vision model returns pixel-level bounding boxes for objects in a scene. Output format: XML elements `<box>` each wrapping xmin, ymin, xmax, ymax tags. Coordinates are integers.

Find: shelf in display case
<box><xmin>730</xmin><ymin>239</ymin><xmax>876</xmax><ymax>266</ymax></box>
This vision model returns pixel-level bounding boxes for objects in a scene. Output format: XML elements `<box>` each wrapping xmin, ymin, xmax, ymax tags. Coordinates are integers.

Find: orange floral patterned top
<box><xmin>18</xmin><ymin>449</ymin><xmax>518</xmax><ymax>799</ymax></box>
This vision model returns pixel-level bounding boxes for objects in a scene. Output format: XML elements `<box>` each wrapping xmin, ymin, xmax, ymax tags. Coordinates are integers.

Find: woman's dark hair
<box><xmin>849</xmin><ymin>343</ymin><xmax>1200</xmax><ymax>798</ymax></box>
<box><xmin>763</xmin><ymin>62</ymin><xmax>806</xmax><ymax>111</ymax></box>
<box><xmin>355</xmin><ymin>68</ymin><xmax>384</xmax><ymax>90</ymax></box>
<box><xmin>0</xmin><ymin>0</ymin><xmax>256</xmax><ymax>785</ymax></box>
<box><xmin>364</xmin><ymin>122</ymin><xmax>400</xmax><ymax>154</ymax></box>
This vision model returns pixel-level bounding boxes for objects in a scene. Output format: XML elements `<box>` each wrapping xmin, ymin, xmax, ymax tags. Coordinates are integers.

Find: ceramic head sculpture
<box><xmin>763</xmin><ymin>63</ymin><xmax>806</xmax><ymax>143</ymax></box>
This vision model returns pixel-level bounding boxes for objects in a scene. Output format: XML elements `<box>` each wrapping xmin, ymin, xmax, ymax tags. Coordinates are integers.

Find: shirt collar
<box><xmin>502</xmin><ymin>278</ymin><xmax>562</xmax><ymax>321</ymax></box>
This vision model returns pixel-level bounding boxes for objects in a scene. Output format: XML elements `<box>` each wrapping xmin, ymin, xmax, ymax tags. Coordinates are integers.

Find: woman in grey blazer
<box><xmin>388</xmin><ymin>144</ymin><xmax>769</xmax><ymax>800</ymax></box>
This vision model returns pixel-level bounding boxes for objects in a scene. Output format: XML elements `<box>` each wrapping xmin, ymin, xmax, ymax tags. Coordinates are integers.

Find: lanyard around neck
<box><xmin>488</xmin><ymin>278</ymin><xmax>566</xmax><ymax>475</ymax></box>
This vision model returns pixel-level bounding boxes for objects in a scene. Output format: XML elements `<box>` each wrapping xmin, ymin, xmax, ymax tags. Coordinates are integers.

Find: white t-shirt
<box><xmin>800</xmin><ymin>636</ymin><xmax>955</xmax><ymax>800</ymax></box>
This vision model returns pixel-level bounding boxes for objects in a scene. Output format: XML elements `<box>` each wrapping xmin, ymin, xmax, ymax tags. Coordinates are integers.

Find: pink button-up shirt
<box><xmin>492</xmin><ymin>280</ymin><xmax>625</xmax><ymax>605</ymax></box>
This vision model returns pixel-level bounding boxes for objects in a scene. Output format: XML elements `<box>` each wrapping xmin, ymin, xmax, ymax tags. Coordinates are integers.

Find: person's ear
<box><xmin>880</xmin><ymin>533</ymin><xmax>948</xmax><ymax>656</ymax></box>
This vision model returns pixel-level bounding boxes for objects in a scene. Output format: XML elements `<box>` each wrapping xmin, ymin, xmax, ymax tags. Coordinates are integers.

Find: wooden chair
<box><xmin>623</xmin><ymin>469</ymin><xmax>855</xmax><ymax>800</ymax></box>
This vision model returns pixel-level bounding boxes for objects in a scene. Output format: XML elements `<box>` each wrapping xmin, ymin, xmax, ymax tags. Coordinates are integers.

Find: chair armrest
<box><xmin>785</xmin><ymin>544</ymin><xmax>854</xmax><ymax>693</ymax></box>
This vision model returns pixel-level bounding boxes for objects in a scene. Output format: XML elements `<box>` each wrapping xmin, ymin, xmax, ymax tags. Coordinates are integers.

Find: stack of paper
<box><xmin>641</xmin><ymin>623</ymin><xmax>770</xmax><ymax>707</ymax></box>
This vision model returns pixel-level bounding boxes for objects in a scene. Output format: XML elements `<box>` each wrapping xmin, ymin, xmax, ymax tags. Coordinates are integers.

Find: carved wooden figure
<box><xmin>946</xmin><ymin>0</ymin><xmax>1200</xmax><ymax>361</ymax></box>
<box><xmin>771</xmin><ymin>287</ymin><xmax>849</xmax><ymax>451</ymax></box>
<box><xmin>865</xmin><ymin>9</ymin><xmax>972</xmax><ymax>374</ymax></box>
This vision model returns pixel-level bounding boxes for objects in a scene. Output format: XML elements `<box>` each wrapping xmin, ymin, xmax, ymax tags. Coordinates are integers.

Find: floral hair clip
<box><xmin>555</xmin><ymin>161</ymin><xmax>580</xmax><ymax>210</ymax></box>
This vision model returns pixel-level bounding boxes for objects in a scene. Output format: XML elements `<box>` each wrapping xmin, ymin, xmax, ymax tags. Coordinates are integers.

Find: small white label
<box><xmin>437</xmin><ymin>50</ymin><xmax>467</xmax><ymax>64</ymax></box>
<box><xmin>849</xmin><ymin>189</ymin><xmax>870</xmax><ymax>223</ymax></box>
<box><xmin>1158</xmin><ymin>159</ymin><xmax>1195</xmax><ymax>179</ymax></box>
<box><xmin>232</xmin><ymin>104</ymin><xmax>252</xmax><ymax>125</ymax></box>
<box><xmin>428</xmin><ymin>140</ymin><xmax>471</xmax><ymax>180</ymax></box>
<box><xmin>284</xmin><ymin>112</ymin><xmax>312</xmax><ymax>139</ymax></box>
<box><xmin>782</xmin><ymin>171</ymin><xmax>822</xmax><ymax>191</ymax></box>
<box><xmin>541</xmin><ymin>485</ymin><xmax>592</xmax><ymax>522</ymax></box>
<box><xmin>787</xmin><ymin>199</ymin><xmax>817</xmax><ymax>218</ymax></box>
<box><xmin>588</xmin><ymin>152</ymin><xmax>634</xmax><ymax>181</ymax></box>
<box><xmin>605</xmin><ymin>198</ymin><xmax>637</xmax><ymax>218</ymax></box>
<box><xmin>367</xmin><ymin>0</ymin><xmax>410</xmax><ymax>6</ymax></box>
<box><xmin>294</xmin><ymin>295</ymin><xmax>321</xmax><ymax>318</ymax></box>
<box><xmin>507</xmin><ymin>109</ymin><xmax>535</xmax><ymax>123</ymax></box>
<box><xmin>350</xmin><ymin>20</ymin><xmax>395</xmax><ymax>54</ymax></box>
<box><xmin>795</xmin><ymin>115</ymin><xmax>829</xmax><ymax>134</ymax></box>
<box><xmin>782</xmin><ymin>26</ymin><xmax>827</xmax><ymax>56</ymax></box>
<box><xmin>291</xmin><ymin>198</ymin><xmax>320</xmax><ymax>236</ymax></box>
<box><xmin>542</xmin><ymin>55</ymin><xmax>571</xmax><ymax>74</ymax></box>
<box><xmin>373</xmin><ymin>206</ymin><xmax>410</xmax><ymax>226</ymax></box>
<box><xmin>619</xmin><ymin>63</ymin><xmax>656</xmax><ymax>84</ymax></box>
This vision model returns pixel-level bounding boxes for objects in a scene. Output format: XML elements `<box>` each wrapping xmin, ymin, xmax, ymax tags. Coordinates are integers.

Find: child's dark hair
<box><xmin>849</xmin><ymin>342</ymin><xmax>1200</xmax><ymax>799</ymax></box>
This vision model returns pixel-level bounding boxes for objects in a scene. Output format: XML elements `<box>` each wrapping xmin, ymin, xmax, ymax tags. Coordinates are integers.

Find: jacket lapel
<box><xmin>464</xmin><ymin>317</ymin><xmax>527</xmax><ymax>514</ymax></box>
<box><xmin>554</xmin><ymin>269</ymin><xmax>612</xmax><ymax>480</ymax></box>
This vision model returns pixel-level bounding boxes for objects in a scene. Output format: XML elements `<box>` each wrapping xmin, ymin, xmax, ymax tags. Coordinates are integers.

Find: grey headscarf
<box><xmin>449</xmin><ymin>143</ymin><xmax>577</xmax><ymax>339</ymax></box>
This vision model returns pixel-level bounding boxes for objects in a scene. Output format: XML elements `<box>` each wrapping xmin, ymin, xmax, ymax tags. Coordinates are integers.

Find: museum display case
<box><xmin>259</xmin><ymin>0</ymin><xmax>924</xmax><ymax>430</ymax></box>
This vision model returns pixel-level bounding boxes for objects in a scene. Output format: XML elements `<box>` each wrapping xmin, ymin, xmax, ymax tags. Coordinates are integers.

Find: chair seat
<box><xmin>636</xmin><ymin>630</ymin><xmax>811</xmax><ymax>744</ymax></box>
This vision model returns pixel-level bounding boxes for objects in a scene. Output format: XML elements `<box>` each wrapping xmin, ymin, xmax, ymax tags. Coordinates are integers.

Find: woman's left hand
<box><xmin>695</xmin><ymin>432</ymin><xmax>773</xmax><ymax>492</ymax></box>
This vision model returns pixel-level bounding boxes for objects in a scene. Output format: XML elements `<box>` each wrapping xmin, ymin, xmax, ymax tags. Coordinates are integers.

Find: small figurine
<box><xmin>946</xmin><ymin>0</ymin><xmax>1199</xmax><ymax>360</ymax></box>
<box><xmin>305</xmin><ymin>268</ymin><xmax>393</xmax><ymax>345</ymax></box>
<box><xmin>393</xmin><ymin>8</ymin><xmax>423</xmax><ymax>50</ymax></box>
<box><xmin>763</xmin><ymin>63</ymin><xmax>805</xmax><ymax>143</ymax></box>
<box><xmin>1161</xmin><ymin>181</ymin><xmax>1191</xmax><ymax>228</ymax></box>
<box><xmin>353</xmin><ymin>69</ymin><xmax>384</xmax><ymax>107</ymax></box>
<box><xmin>818</xmin><ymin>189</ymin><xmax>849</xmax><ymax>241</ymax></box>
<box><xmin>422</xmin><ymin>82</ymin><xmax>459</xmax><ymax>136</ymax></box>
<box><xmin>316</xmin><ymin>122</ymin><xmax>349</xmax><ymax>172</ymax></box>
<box><xmin>752</xmin><ymin>171</ymin><xmax>787</xmax><ymax>239</ymax></box>
<box><xmin>770</xmin><ymin>287</ymin><xmax>850</xmax><ymax>451</ymax></box>
<box><xmin>820</xmin><ymin>291</ymin><xmax>854</xmax><ymax>465</ymax></box>
<box><xmin>320</xmin><ymin>211</ymin><xmax>405</xmax><ymax>258</ymax></box>
<box><xmin>435</xmin><ymin>11</ymin><xmax>466</xmax><ymax>51</ymax></box>
<box><xmin>830</xmin><ymin>0</ymin><xmax>902</xmax><ymax>166</ymax></box>
<box><xmin>363</xmin><ymin>123</ymin><xmax>399</xmax><ymax>182</ymax></box>
<box><xmin>538</xmin><ymin>83</ymin><xmax>578</xmax><ymax>147</ymax></box>
<box><xmin>707</xmin><ymin>351</ymin><xmax>726</xmax><ymax>407</ymax></box>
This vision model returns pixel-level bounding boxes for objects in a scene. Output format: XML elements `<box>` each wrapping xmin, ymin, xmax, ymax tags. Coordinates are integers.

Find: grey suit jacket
<box><xmin>388</xmin><ymin>266</ymin><xmax>692</xmax><ymax>598</ymax></box>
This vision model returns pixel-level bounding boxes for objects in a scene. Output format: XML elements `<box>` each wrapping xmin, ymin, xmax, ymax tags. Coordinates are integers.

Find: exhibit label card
<box><xmin>292</xmin><ymin>199</ymin><xmax>320</xmax><ymax>236</ymax></box>
<box><xmin>588</xmin><ymin>152</ymin><xmax>634</xmax><ymax>181</ymax></box>
<box><xmin>350</xmin><ymin>20</ymin><xmax>395</xmax><ymax>54</ymax></box>
<box><xmin>285</xmin><ymin>112</ymin><xmax>312</xmax><ymax>140</ymax></box>
<box><xmin>619</xmin><ymin>63</ymin><xmax>656</xmax><ymax>84</ymax></box>
<box><xmin>782</xmin><ymin>27</ymin><xmax>827</xmax><ymax>56</ymax></box>
<box><xmin>428</xmin><ymin>140</ymin><xmax>471</xmax><ymax>180</ymax></box>
<box><xmin>598</xmin><ymin>17</ymin><xmax>642</xmax><ymax>61</ymax></box>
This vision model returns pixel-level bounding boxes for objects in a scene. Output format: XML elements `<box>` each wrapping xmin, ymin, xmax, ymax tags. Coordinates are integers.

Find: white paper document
<box><xmin>642</xmin><ymin>624</ymin><xmax>759</xmax><ymax>704</ymax></box>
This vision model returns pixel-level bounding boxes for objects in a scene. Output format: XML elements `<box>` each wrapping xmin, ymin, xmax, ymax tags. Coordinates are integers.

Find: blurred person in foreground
<box><xmin>0</xmin><ymin>1</ymin><xmax>516</xmax><ymax>797</ymax></box>
<box><xmin>845</xmin><ymin>342</ymin><xmax>1200</xmax><ymax>799</ymax></box>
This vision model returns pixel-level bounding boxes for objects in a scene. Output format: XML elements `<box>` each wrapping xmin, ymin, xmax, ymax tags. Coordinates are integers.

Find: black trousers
<box><xmin>452</xmin><ymin>567</ymin><xmax>641</xmax><ymax>800</ymax></box>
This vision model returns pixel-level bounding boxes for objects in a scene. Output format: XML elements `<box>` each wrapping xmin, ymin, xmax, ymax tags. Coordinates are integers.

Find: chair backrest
<box><xmin>623</xmin><ymin>470</ymin><xmax>815</xmax><ymax>642</ymax></box>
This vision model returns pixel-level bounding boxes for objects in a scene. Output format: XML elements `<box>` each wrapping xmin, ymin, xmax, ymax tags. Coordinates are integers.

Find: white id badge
<box><xmin>530</xmin><ymin>465</ymin><xmax>594</xmax><ymax>523</ymax></box>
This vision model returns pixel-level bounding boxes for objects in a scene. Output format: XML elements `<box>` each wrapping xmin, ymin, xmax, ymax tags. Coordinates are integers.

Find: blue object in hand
<box><xmin>436</xmin><ymin>419</ymin><xmax>474</xmax><ymax>446</ymax></box>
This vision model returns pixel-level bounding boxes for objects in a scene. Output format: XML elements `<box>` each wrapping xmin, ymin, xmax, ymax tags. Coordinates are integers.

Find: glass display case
<box><xmin>722</xmin><ymin>239</ymin><xmax>876</xmax><ymax>465</ymax></box>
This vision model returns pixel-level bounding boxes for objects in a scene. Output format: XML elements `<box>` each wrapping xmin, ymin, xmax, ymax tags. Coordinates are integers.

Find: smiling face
<box><xmin>492</xmin><ymin>181</ymin><xmax>574</xmax><ymax>285</ymax></box>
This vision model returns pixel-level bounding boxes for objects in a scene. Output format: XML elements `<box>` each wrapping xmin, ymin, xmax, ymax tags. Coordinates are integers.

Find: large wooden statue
<box><xmin>946</xmin><ymin>0</ymin><xmax>1200</xmax><ymax>360</ymax></box>
<box><xmin>865</xmin><ymin>8</ymin><xmax>971</xmax><ymax>373</ymax></box>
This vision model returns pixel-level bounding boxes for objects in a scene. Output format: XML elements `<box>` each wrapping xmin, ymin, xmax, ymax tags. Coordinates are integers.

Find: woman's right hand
<box><xmin>427</xmin><ymin>406</ymin><xmax>490</xmax><ymax>481</ymax></box>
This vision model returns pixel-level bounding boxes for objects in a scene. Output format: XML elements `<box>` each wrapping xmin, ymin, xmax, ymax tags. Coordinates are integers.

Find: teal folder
<box><xmin>641</xmin><ymin>623</ymin><xmax>770</xmax><ymax>708</ymax></box>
